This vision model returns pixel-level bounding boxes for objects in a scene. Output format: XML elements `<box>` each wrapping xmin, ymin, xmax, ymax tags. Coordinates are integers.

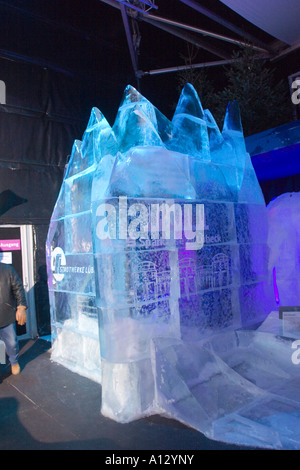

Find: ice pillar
<box><xmin>46</xmin><ymin>108</ymin><xmax>114</xmax><ymax>382</ymax></box>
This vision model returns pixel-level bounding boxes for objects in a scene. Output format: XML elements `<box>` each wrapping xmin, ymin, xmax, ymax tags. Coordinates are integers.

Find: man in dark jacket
<box><xmin>0</xmin><ymin>262</ymin><xmax>27</xmax><ymax>375</ymax></box>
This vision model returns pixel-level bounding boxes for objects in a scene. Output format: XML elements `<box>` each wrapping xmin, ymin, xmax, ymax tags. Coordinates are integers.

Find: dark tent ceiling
<box><xmin>0</xmin><ymin>0</ymin><xmax>299</xmax><ymax>119</ymax></box>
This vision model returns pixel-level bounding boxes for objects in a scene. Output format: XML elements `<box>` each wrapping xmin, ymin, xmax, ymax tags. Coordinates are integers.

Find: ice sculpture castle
<box><xmin>46</xmin><ymin>84</ymin><xmax>274</xmax><ymax>423</ymax></box>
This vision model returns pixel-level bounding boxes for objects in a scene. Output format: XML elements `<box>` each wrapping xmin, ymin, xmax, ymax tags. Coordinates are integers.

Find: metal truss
<box><xmin>98</xmin><ymin>0</ymin><xmax>295</xmax><ymax>84</ymax></box>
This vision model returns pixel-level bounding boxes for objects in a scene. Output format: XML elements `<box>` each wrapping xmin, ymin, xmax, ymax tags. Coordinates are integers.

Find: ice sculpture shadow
<box><xmin>46</xmin><ymin>83</ymin><xmax>300</xmax><ymax>450</ymax></box>
<box><xmin>34</xmin><ymin>265</ymin><xmax>51</xmax><ymax>336</ymax></box>
<box><xmin>0</xmin><ymin>398</ymin><xmax>41</xmax><ymax>448</ymax></box>
<box><xmin>0</xmin><ymin>398</ymin><xmax>122</xmax><ymax>450</ymax></box>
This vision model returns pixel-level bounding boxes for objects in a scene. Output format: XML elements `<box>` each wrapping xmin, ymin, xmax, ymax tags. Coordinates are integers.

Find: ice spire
<box><xmin>222</xmin><ymin>101</ymin><xmax>247</xmax><ymax>155</ymax></box>
<box><xmin>80</xmin><ymin>107</ymin><xmax>102</xmax><ymax>166</ymax></box>
<box><xmin>80</xmin><ymin>107</ymin><xmax>117</xmax><ymax>168</ymax></box>
<box><xmin>174</xmin><ymin>82</ymin><xmax>205</xmax><ymax>119</ymax></box>
<box><xmin>204</xmin><ymin>109</ymin><xmax>224</xmax><ymax>149</ymax></box>
<box><xmin>65</xmin><ymin>140</ymin><xmax>83</xmax><ymax>179</ymax></box>
<box><xmin>169</xmin><ymin>83</ymin><xmax>210</xmax><ymax>161</ymax></box>
<box><xmin>115</xmin><ymin>104</ymin><xmax>163</xmax><ymax>153</ymax></box>
<box><xmin>112</xmin><ymin>85</ymin><xmax>163</xmax><ymax>152</ymax></box>
<box><xmin>223</xmin><ymin>101</ymin><xmax>243</xmax><ymax>134</ymax></box>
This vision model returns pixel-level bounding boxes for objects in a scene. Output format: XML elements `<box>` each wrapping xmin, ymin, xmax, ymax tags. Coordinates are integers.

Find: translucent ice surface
<box><xmin>153</xmin><ymin>330</ymin><xmax>300</xmax><ymax>449</ymax></box>
<box><xmin>45</xmin><ymin>84</ymin><xmax>300</xmax><ymax>450</ymax></box>
<box><xmin>267</xmin><ymin>192</ymin><xmax>300</xmax><ymax>307</ymax></box>
<box><xmin>46</xmin><ymin>108</ymin><xmax>115</xmax><ymax>383</ymax></box>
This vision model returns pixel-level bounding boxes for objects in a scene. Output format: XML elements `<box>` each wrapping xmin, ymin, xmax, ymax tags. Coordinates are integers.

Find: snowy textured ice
<box><xmin>46</xmin><ymin>84</ymin><xmax>300</xmax><ymax>449</ymax></box>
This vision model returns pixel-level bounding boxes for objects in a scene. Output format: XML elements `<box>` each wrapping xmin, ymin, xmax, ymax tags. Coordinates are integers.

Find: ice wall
<box><xmin>267</xmin><ymin>192</ymin><xmax>300</xmax><ymax>306</ymax></box>
<box><xmin>46</xmin><ymin>108</ymin><xmax>116</xmax><ymax>382</ymax></box>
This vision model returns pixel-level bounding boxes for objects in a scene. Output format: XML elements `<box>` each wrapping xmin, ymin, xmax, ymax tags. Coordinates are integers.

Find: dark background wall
<box><xmin>0</xmin><ymin>1</ymin><xmax>136</xmax><ymax>335</ymax></box>
<box><xmin>0</xmin><ymin>62</ymin><xmax>85</xmax><ymax>335</ymax></box>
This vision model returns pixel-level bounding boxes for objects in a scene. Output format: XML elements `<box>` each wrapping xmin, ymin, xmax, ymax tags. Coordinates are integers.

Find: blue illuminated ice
<box><xmin>267</xmin><ymin>192</ymin><xmax>300</xmax><ymax>307</ymax></box>
<box><xmin>46</xmin><ymin>84</ymin><xmax>300</xmax><ymax>449</ymax></box>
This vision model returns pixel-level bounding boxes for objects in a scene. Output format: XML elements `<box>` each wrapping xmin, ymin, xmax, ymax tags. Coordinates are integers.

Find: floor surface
<box><xmin>0</xmin><ymin>338</ymin><xmax>254</xmax><ymax>451</ymax></box>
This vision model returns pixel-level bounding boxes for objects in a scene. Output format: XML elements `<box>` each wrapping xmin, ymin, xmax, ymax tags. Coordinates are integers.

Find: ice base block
<box><xmin>101</xmin><ymin>330</ymin><xmax>300</xmax><ymax>450</ymax></box>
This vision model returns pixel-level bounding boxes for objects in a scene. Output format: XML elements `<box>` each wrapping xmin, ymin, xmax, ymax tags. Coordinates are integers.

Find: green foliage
<box><xmin>177</xmin><ymin>47</ymin><xmax>293</xmax><ymax>136</ymax></box>
<box><xmin>176</xmin><ymin>44</ymin><xmax>219</xmax><ymax>112</ymax></box>
<box><xmin>177</xmin><ymin>66</ymin><xmax>218</xmax><ymax>112</ymax></box>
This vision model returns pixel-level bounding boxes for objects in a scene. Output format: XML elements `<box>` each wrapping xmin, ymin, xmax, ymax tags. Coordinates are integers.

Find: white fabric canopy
<box><xmin>220</xmin><ymin>0</ymin><xmax>300</xmax><ymax>46</ymax></box>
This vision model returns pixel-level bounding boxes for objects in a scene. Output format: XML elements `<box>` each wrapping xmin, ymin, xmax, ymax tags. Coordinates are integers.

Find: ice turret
<box><xmin>204</xmin><ymin>109</ymin><xmax>224</xmax><ymax>149</ymax></box>
<box><xmin>169</xmin><ymin>83</ymin><xmax>210</xmax><ymax>162</ymax></box>
<box><xmin>46</xmin><ymin>107</ymin><xmax>115</xmax><ymax>383</ymax></box>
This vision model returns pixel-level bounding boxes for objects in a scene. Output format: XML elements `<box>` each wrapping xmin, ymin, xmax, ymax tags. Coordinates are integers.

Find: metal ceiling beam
<box><xmin>271</xmin><ymin>41</ymin><xmax>300</xmax><ymax>61</ymax></box>
<box><xmin>142</xmin><ymin>52</ymin><xmax>271</xmax><ymax>76</ymax></box>
<box><xmin>178</xmin><ymin>0</ymin><xmax>276</xmax><ymax>54</ymax></box>
<box><xmin>97</xmin><ymin>0</ymin><xmax>271</xmax><ymax>80</ymax></box>
<box><xmin>120</xmin><ymin>4</ymin><xmax>140</xmax><ymax>78</ymax></box>
<box><xmin>115</xmin><ymin>0</ymin><xmax>158</xmax><ymax>13</ymax></box>
<box><xmin>97</xmin><ymin>1</ymin><xmax>231</xmax><ymax>68</ymax></box>
<box><xmin>146</xmin><ymin>13</ymin><xmax>268</xmax><ymax>52</ymax></box>
<box><xmin>142</xmin><ymin>58</ymin><xmax>240</xmax><ymax>76</ymax></box>
<box><xmin>0</xmin><ymin>48</ymin><xmax>74</xmax><ymax>76</ymax></box>
<box><xmin>98</xmin><ymin>1</ymin><xmax>267</xmax><ymax>53</ymax></box>
<box><xmin>140</xmin><ymin>15</ymin><xmax>230</xmax><ymax>59</ymax></box>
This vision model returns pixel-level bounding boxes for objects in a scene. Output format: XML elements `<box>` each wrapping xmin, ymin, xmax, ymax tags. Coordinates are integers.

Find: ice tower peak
<box><xmin>64</xmin><ymin>139</ymin><xmax>82</xmax><ymax>179</ymax></box>
<box><xmin>174</xmin><ymin>83</ymin><xmax>205</xmax><ymax>120</ymax></box>
<box><xmin>169</xmin><ymin>83</ymin><xmax>209</xmax><ymax>161</ymax></box>
<box><xmin>113</xmin><ymin>86</ymin><xmax>163</xmax><ymax>153</ymax></box>
<box><xmin>221</xmin><ymin>100</ymin><xmax>247</xmax><ymax>159</ymax></box>
<box><xmin>222</xmin><ymin>101</ymin><xmax>243</xmax><ymax>134</ymax></box>
<box><xmin>80</xmin><ymin>107</ymin><xmax>116</xmax><ymax>169</ymax></box>
<box><xmin>123</xmin><ymin>85</ymin><xmax>142</xmax><ymax>104</ymax></box>
<box><xmin>116</xmin><ymin>85</ymin><xmax>156</xmax><ymax>122</ymax></box>
<box><xmin>86</xmin><ymin>107</ymin><xmax>103</xmax><ymax>129</ymax></box>
<box><xmin>115</xmin><ymin>103</ymin><xmax>163</xmax><ymax>153</ymax></box>
<box><xmin>204</xmin><ymin>109</ymin><xmax>224</xmax><ymax>149</ymax></box>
